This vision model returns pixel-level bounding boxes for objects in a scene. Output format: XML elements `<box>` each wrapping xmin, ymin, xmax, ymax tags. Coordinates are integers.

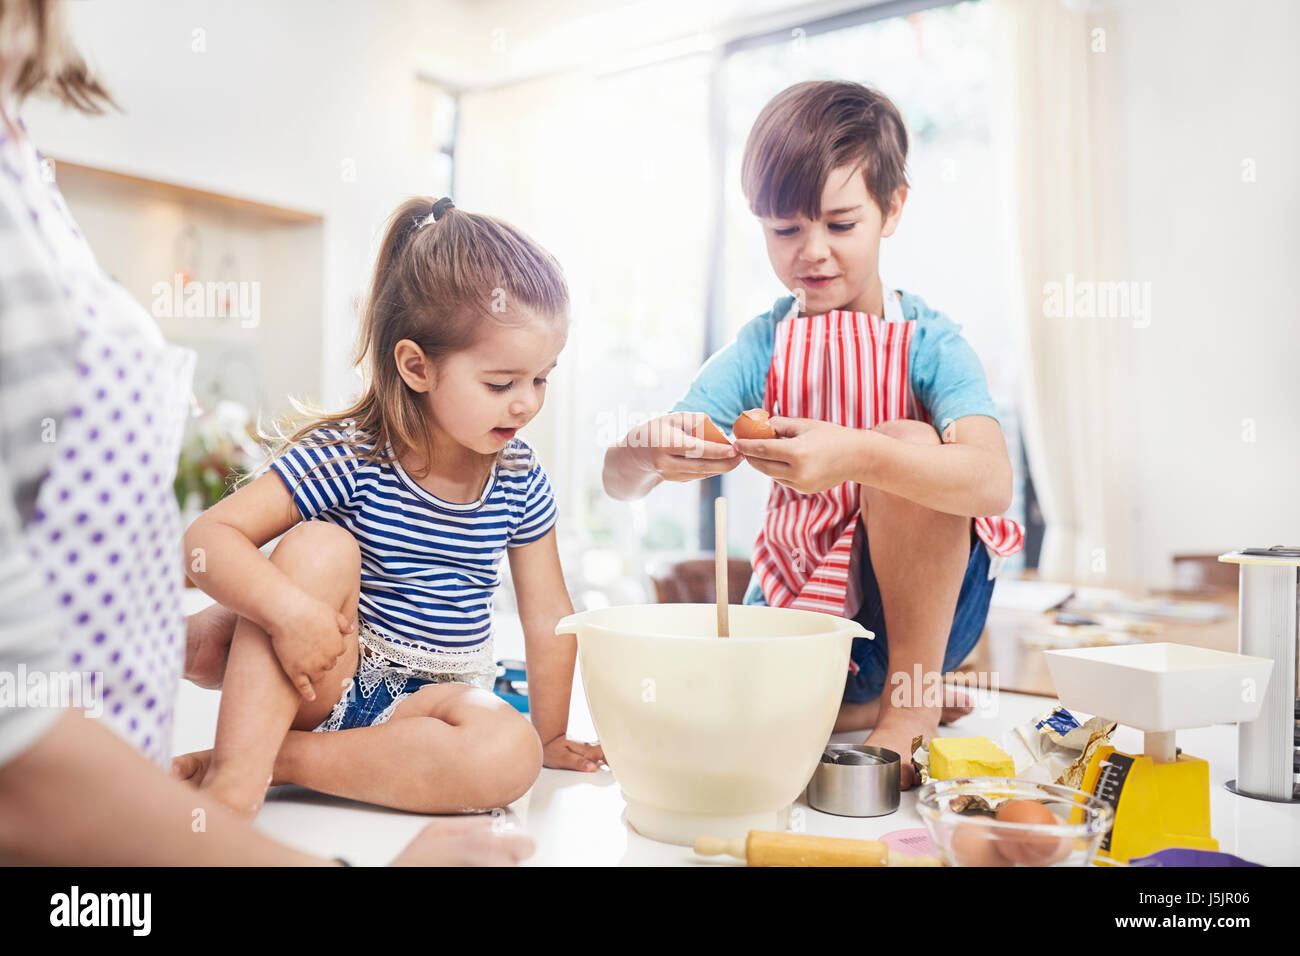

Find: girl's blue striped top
<box><xmin>270</xmin><ymin>427</ymin><xmax>556</xmax><ymax>665</ymax></box>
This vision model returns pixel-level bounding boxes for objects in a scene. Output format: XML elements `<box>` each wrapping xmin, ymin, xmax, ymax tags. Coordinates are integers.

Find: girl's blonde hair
<box><xmin>267</xmin><ymin>197</ymin><xmax>569</xmax><ymax>483</ymax></box>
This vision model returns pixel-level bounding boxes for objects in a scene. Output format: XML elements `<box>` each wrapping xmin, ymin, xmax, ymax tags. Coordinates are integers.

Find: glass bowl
<box><xmin>916</xmin><ymin>778</ymin><xmax>1114</xmax><ymax>867</ymax></box>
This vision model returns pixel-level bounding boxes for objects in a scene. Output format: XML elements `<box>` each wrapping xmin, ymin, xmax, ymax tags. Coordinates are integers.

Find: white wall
<box><xmin>1100</xmin><ymin>0</ymin><xmax>1300</xmax><ymax>585</ymax></box>
<box><xmin>23</xmin><ymin>0</ymin><xmax>459</xmax><ymax>412</ymax></box>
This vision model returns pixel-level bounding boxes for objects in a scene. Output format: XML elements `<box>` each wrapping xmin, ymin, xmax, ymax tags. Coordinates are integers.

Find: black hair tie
<box><xmin>431</xmin><ymin>197</ymin><xmax>455</xmax><ymax>220</ymax></box>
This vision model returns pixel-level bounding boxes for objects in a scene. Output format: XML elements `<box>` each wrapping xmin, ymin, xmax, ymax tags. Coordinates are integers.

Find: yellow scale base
<box><xmin>1077</xmin><ymin>745</ymin><xmax>1218</xmax><ymax>863</ymax></box>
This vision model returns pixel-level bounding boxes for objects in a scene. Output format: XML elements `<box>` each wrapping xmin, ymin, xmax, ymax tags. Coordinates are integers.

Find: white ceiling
<box><xmin>413</xmin><ymin>0</ymin><xmax>897</xmax><ymax>89</ymax></box>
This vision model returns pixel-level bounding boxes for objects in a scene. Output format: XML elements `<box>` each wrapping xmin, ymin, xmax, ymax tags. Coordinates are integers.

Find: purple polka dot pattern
<box><xmin>28</xmin><ymin>315</ymin><xmax>196</xmax><ymax>768</ymax></box>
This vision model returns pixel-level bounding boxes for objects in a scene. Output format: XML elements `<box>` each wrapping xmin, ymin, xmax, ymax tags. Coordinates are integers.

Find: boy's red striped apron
<box><xmin>751</xmin><ymin>292</ymin><xmax>1025</xmax><ymax>654</ymax></box>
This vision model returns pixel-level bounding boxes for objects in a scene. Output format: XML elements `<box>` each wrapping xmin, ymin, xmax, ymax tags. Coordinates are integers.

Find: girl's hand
<box><xmin>267</xmin><ymin>591</ymin><xmax>355</xmax><ymax>701</ymax></box>
<box><xmin>542</xmin><ymin>734</ymin><xmax>606</xmax><ymax>772</ymax></box>
<box><xmin>388</xmin><ymin>816</ymin><xmax>534</xmax><ymax>867</ymax></box>
<box><xmin>625</xmin><ymin>412</ymin><xmax>742</xmax><ymax>483</ymax></box>
<box><xmin>733</xmin><ymin>417</ymin><xmax>861</xmax><ymax>494</ymax></box>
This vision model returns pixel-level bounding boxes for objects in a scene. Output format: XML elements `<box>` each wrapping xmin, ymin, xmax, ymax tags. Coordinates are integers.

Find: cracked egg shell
<box><xmin>733</xmin><ymin>408</ymin><xmax>776</xmax><ymax>441</ymax></box>
<box><xmin>691</xmin><ymin>416</ymin><xmax>731</xmax><ymax>445</ymax></box>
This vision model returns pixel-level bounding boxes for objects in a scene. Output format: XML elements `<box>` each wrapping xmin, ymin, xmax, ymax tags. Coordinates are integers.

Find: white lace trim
<box><xmin>357</xmin><ymin>637</ymin><xmax>413</xmax><ymax>699</ymax></box>
<box><xmin>314</xmin><ymin>678</ymin><xmax>358</xmax><ymax>733</ymax></box>
<box><xmin>357</xmin><ymin>619</ymin><xmax>497</xmax><ymax>684</ymax></box>
<box><xmin>311</xmin><ymin>622</ymin><xmax>498</xmax><ymax>733</ymax></box>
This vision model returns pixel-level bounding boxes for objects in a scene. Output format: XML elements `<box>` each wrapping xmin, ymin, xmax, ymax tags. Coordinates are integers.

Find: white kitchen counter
<box><xmin>173</xmin><ymin>598</ymin><xmax>1299</xmax><ymax>867</ymax></box>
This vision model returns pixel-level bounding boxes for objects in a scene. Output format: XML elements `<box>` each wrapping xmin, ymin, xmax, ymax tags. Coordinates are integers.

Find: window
<box><xmin>551</xmin><ymin>54</ymin><xmax>718</xmax><ymax>605</ymax></box>
<box><xmin>713</xmin><ymin>0</ymin><xmax>1027</xmax><ymax>573</ymax></box>
<box><xmin>415</xmin><ymin>78</ymin><xmax>458</xmax><ymax>197</ymax></box>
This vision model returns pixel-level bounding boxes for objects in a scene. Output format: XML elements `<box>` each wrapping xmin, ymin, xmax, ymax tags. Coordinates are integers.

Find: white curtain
<box><xmin>992</xmin><ymin>0</ymin><xmax>1140</xmax><ymax>585</ymax></box>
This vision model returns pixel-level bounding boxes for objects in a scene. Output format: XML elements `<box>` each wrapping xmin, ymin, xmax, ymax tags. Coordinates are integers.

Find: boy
<box><xmin>603</xmin><ymin>81</ymin><xmax>1024</xmax><ymax>788</ymax></box>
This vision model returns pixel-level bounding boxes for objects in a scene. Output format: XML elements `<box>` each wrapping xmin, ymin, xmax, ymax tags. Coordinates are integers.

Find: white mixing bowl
<box><xmin>556</xmin><ymin>603</ymin><xmax>868</xmax><ymax>845</ymax></box>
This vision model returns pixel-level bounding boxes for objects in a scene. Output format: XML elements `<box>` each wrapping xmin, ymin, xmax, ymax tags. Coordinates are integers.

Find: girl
<box><xmin>175</xmin><ymin>196</ymin><xmax>603</xmax><ymax>817</ymax></box>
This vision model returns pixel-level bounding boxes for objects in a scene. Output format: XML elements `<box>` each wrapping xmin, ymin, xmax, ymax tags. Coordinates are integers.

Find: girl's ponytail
<box><xmin>366</xmin><ymin>197</ymin><xmax>442</xmax><ymax>323</ymax></box>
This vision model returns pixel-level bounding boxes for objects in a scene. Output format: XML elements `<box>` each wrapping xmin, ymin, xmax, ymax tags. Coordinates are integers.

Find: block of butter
<box><xmin>929</xmin><ymin>737</ymin><xmax>1015</xmax><ymax>779</ymax></box>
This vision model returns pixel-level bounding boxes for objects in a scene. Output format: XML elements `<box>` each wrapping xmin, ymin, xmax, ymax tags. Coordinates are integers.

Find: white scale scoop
<box><xmin>1045</xmin><ymin>642</ymin><xmax>1273</xmax><ymax>761</ymax></box>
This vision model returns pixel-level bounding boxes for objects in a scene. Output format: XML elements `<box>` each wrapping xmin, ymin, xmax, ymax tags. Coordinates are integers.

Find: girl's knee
<box><xmin>461</xmin><ymin>707</ymin><xmax>542</xmax><ymax>808</ymax></box>
<box><xmin>403</xmin><ymin>685</ymin><xmax>542</xmax><ymax>808</ymax></box>
<box><xmin>271</xmin><ymin>521</ymin><xmax>360</xmax><ymax>579</ymax></box>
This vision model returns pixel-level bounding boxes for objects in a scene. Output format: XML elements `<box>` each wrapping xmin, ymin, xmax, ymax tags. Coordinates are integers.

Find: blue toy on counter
<box><xmin>494</xmin><ymin>659</ymin><xmax>528</xmax><ymax>712</ymax></box>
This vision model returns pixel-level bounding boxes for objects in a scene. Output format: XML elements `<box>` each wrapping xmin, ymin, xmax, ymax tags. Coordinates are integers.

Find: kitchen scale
<box><xmin>1045</xmin><ymin>643</ymin><xmax>1273</xmax><ymax>862</ymax></box>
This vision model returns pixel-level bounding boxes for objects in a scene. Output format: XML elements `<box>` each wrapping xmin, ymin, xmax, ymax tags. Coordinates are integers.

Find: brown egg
<box><xmin>949</xmin><ymin>821</ymin><xmax>1011</xmax><ymax>867</ymax></box>
<box><xmin>691</xmin><ymin>416</ymin><xmax>731</xmax><ymax>445</ymax></box>
<box><xmin>733</xmin><ymin>408</ymin><xmax>776</xmax><ymax>440</ymax></box>
<box><xmin>994</xmin><ymin>799</ymin><xmax>1072</xmax><ymax>865</ymax></box>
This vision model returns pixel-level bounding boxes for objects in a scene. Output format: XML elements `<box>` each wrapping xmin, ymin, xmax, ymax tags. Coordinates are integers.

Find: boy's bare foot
<box><xmin>184</xmin><ymin>604</ymin><xmax>239</xmax><ymax>689</ymax></box>
<box><xmin>864</xmin><ymin>709</ymin><xmax>943</xmax><ymax>790</ymax></box>
<box><xmin>937</xmin><ymin>684</ymin><xmax>975</xmax><ymax>723</ymax></box>
<box><xmin>171</xmin><ymin>749</ymin><xmax>213</xmax><ymax>786</ymax></box>
<box><xmin>834</xmin><ymin>683</ymin><xmax>974</xmax><ymax>733</ymax></box>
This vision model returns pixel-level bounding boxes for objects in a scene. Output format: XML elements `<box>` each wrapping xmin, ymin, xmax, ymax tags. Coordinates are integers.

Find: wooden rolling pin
<box><xmin>695</xmin><ymin>830</ymin><xmax>943</xmax><ymax>867</ymax></box>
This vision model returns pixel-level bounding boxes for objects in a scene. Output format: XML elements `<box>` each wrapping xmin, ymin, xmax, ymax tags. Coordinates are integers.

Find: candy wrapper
<box><xmin>1003</xmin><ymin>706</ymin><xmax>1116</xmax><ymax>788</ymax></box>
<box><xmin>948</xmin><ymin>793</ymin><xmax>997</xmax><ymax>817</ymax></box>
<box><xmin>910</xmin><ymin>734</ymin><xmax>930</xmax><ymax>786</ymax></box>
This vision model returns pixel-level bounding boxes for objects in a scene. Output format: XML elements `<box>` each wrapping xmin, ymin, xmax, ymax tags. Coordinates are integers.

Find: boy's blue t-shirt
<box><xmin>670</xmin><ymin>291</ymin><xmax>999</xmax><ymax>438</ymax></box>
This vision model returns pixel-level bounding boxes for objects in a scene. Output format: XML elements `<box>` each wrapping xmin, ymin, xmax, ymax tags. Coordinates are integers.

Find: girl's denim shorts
<box><xmin>312</xmin><ymin>624</ymin><xmax>495</xmax><ymax>733</ymax></box>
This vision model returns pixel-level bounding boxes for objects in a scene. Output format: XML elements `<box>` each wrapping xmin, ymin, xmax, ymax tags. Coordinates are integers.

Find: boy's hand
<box><xmin>267</xmin><ymin>592</ymin><xmax>355</xmax><ymax>701</ymax></box>
<box><xmin>624</xmin><ymin>412</ymin><xmax>741</xmax><ymax>483</ymax></box>
<box><xmin>733</xmin><ymin>417</ymin><xmax>860</xmax><ymax>494</ymax></box>
<box><xmin>542</xmin><ymin>734</ymin><xmax>606</xmax><ymax>772</ymax></box>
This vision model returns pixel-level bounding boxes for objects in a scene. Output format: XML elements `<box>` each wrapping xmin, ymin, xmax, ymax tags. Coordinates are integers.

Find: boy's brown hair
<box><xmin>741</xmin><ymin>81</ymin><xmax>909</xmax><ymax>222</ymax></box>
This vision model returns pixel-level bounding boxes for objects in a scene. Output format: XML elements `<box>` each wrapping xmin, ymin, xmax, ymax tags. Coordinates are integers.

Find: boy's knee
<box><xmin>271</xmin><ymin>521</ymin><xmax>360</xmax><ymax>579</ymax></box>
<box><xmin>872</xmin><ymin>417</ymin><xmax>941</xmax><ymax>445</ymax></box>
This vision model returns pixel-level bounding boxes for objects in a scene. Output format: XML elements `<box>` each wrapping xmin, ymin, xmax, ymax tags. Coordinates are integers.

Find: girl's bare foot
<box><xmin>184</xmin><ymin>604</ymin><xmax>239</xmax><ymax>689</ymax></box>
<box><xmin>173</xmin><ymin>749</ymin><xmax>265</xmax><ymax>817</ymax></box>
<box><xmin>198</xmin><ymin>774</ymin><xmax>268</xmax><ymax>819</ymax></box>
<box><xmin>834</xmin><ymin>683</ymin><xmax>974</xmax><ymax>733</ymax></box>
<box><xmin>171</xmin><ymin>749</ymin><xmax>213</xmax><ymax>786</ymax></box>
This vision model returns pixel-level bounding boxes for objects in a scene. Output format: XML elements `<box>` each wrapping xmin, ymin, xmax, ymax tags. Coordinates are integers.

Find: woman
<box><xmin>0</xmin><ymin>0</ymin><xmax>531</xmax><ymax>866</ymax></box>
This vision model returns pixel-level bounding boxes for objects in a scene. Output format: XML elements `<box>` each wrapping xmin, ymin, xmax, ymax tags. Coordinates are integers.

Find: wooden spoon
<box><xmin>715</xmin><ymin>496</ymin><xmax>729</xmax><ymax>638</ymax></box>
